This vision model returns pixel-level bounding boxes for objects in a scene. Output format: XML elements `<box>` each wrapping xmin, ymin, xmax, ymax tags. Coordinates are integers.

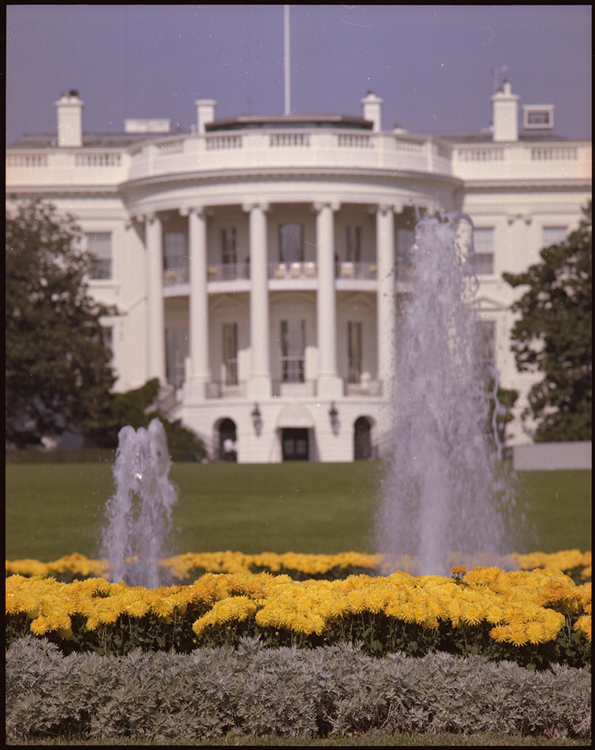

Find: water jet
<box><xmin>376</xmin><ymin>212</ymin><xmax>517</xmax><ymax>575</ymax></box>
<box><xmin>101</xmin><ymin>417</ymin><xmax>177</xmax><ymax>587</ymax></box>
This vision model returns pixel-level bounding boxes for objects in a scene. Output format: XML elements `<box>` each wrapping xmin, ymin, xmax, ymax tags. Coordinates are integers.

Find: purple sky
<box><xmin>6</xmin><ymin>5</ymin><xmax>592</xmax><ymax>145</ymax></box>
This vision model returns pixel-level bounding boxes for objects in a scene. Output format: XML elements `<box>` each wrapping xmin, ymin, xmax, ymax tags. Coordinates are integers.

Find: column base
<box><xmin>246</xmin><ymin>376</ymin><xmax>272</xmax><ymax>400</ymax></box>
<box><xmin>317</xmin><ymin>375</ymin><xmax>344</xmax><ymax>398</ymax></box>
<box><xmin>182</xmin><ymin>378</ymin><xmax>209</xmax><ymax>403</ymax></box>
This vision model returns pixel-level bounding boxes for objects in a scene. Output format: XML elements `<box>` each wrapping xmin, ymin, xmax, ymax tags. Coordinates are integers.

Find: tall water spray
<box><xmin>101</xmin><ymin>418</ymin><xmax>178</xmax><ymax>588</ymax></box>
<box><xmin>375</xmin><ymin>212</ymin><xmax>516</xmax><ymax>575</ymax></box>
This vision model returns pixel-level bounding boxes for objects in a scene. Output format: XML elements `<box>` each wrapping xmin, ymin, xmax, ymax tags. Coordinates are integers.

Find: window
<box><xmin>223</xmin><ymin>323</ymin><xmax>239</xmax><ymax>385</ymax></box>
<box><xmin>522</xmin><ymin>105</ymin><xmax>554</xmax><ymax>130</ymax></box>
<box><xmin>476</xmin><ymin>320</ymin><xmax>496</xmax><ymax>368</ymax></box>
<box><xmin>165</xmin><ymin>328</ymin><xmax>189</xmax><ymax>388</ymax></box>
<box><xmin>87</xmin><ymin>232</ymin><xmax>112</xmax><ymax>280</ymax></box>
<box><xmin>472</xmin><ymin>228</ymin><xmax>494</xmax><ymax>275</ymax></box>
<box><xmin>281</xmin><ymin>319</ymin><xmax>305</xmax><ymax>383</ymax></box>
<box><xmin>542</xmin><ymin>226</ymin><xmax>567</xmax><ymax>249</ymax></box>
<box><xmin>348</xmin><ymin>321</ymin><xmax>362</xmax><ymax>383</ymax></box>
<box><xmin>221</xmin><ymin>227</ymin><xmax>237</xmax><ymax>265</ymax></box>
<box><xmin>279</xmin><ymin>224</ymin><xmax>303</xmax><ymax>263</ymax></box>
<box><xmin>346</xmin><ymin>225</ymin><xmax>361</xmax><ymax>263</ymax></box>
<box><xmin>163</xmin><ymin>231</ymin><xmax>188</xmax><ymax>283</ymax></box>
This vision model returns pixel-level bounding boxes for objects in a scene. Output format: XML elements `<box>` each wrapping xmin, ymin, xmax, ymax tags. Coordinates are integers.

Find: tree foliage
<box><xmin>6</xmin><ymin>198</ymin><xmax>116</xmax><ymax>448</ymax></box>
<box><xmin>91</xmin><ymin>378</ymin><xmax>207</xmax><ymax>462</ymax></box>
<box><xmin>503</xmin><ymin>202</ymin><xmax>592</xmax><ymax>442</ymax></box>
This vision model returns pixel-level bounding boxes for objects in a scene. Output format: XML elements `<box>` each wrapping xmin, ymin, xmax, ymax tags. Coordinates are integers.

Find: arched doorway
<box><xmin>219</xmin><ymin>418</ymin><xmax>237</xmax><ymax>461</ymax></box>
<box><xmin>354</xmin><ymin>417</ymin><xmax>372</xmax><ymax>460</ymax></box>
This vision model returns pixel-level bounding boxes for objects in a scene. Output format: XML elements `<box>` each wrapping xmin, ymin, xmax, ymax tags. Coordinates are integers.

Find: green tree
<box><xmin>90</xmin><ymin>378</ymin><xmax>207</xmax><ymax>462</ymax></box>
<box><xmin>6</xmin><ymin>198</ymin><xmax>116</xmax><ymax>448</ymax></box>
<box><xmin>503</xmin><ymin>202</ymin><xmax>591</xmax><ymax>442</ymax></box>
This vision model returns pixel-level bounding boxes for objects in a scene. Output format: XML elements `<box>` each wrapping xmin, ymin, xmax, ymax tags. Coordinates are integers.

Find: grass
<box><xmin>5</xmin><ymin>460</ymin><xmax>591</xmax><ymax>561</ymax></box>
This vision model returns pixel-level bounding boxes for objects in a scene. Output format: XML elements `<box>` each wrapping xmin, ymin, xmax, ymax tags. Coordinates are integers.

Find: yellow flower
<box><xmin>85</xmin><ymin>616</ymin><xmax>100</xmax><ymax>632</ymax></box>
<box><xmin>524</xmin><ymin>620</ymin><xmax>550</xmax><ymax>644</ymax></box>
<box><xmin>574</xmin><ymin>615</ymin><xmax>592</xmax><ymax>642</ymax></box>
<box><xmin>150</xmin><ymin>596</ymin><xmax>175</xmax><ymax>618</ymax></box>
<box><xmin>461</xmin><ymin>604</ymin><xmax>483</xmax><ymax>627</ymax></box>
<box><xmin>97</xmin><ymin>605</ymin><xmax>119</xmax><ymax>625</ymax></box>
<box><xmin>30</xmin><ymin>615</ymin><xmax>51</xmax><ymax>635</ymax></box>
<box><xmin>489</xmin><ymin>624</ymin><xmax>509</xmax><ymax>643</ymax></box>
<box><xmin>505</xmin><ymin>624</ymin><xmax>528</xmax><ymax>647</ymax></box>
<box><xmin>125</xmin><ymin>599</ymin><xmax>150</xmax><ymax>618</ymax></box>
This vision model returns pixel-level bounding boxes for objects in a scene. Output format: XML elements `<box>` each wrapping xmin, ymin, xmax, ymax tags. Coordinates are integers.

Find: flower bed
<box><xmin>5</xmin><ymin>548</ymin><xmax>592</xmax><ymax>583</ymax></box>
<box><xmin>5</xmin><ymin>563</ymin><xmax>591</xmax><ymax>670</ymax></box>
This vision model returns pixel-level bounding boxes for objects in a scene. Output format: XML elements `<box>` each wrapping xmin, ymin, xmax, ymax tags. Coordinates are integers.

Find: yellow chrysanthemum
<box><xmin>461</xmin><ymin>604</ymin><xmax>483</xmax><ymax>627</ymax></box>
<box><xmin>124</xmin><ymin>599</ymin><xmax>150</xmax><ymax>618</ymax></box>
<box><xmin>97</xmin><ymin>605</ymin><xmax>120</xmax><ymax>625</ymax></box>
<box><xmin>505</xmin><ymin>624</ymin><xmax>528</xmax><ymax>647</ymax></box>
<box><xmin>150</xmin><ymin>597</ymin><xmax>175</xmax><ymax>618</ymax></box>
<box><xmin>574</xmin><ymin>615</ymin><xmax>592</xmax><ymax>642</ymax></box>
<box><xmin>30</xmin><ymin>615</ymin><xmax>51</xmax><ymax>635</ymax></box>
<box><xmin>489</xmin><ymin>624</ymin><xmax>509</xmax><ymax>643</ymax></box>
<box><xmin>524</xmin><ymin>620</ymin><xmax>550</xmax><ymax>644</ymax></box>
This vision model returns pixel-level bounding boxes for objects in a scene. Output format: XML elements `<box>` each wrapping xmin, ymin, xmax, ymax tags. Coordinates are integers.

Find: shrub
<box><xmin>5</xmin><ymin>636</ymin><xmax>591</xmax><ymax>743</ymax></box>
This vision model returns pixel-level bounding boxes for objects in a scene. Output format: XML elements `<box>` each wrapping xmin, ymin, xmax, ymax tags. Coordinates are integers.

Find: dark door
<box><xmin>354</xmin><ymin>417</ymin><xmax>372</xmax><ymax>460</ymax></box>
<box><xmin>282</xmin><ymin>428</ymin><xmax>309</xmax><ymax>461</ymax></box>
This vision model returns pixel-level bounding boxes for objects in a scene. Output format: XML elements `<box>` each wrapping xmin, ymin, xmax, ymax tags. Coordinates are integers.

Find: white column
<box><xmin>314</xmin><ymin>201</ymin><xmax>343</xmax><ymax>398</ymax></box>
<box><xmin>183</xmin><ymin>206</ymin><xmax>210</xmax><ymax>401</ymax></box>
<box><xmin>145</xmin><ymin>213</ymin><xmax>166</xmax><ymax>382</ymax></box>
<box><xmin>244</xmin><ymin>202</ymin><xmax>271</xmax><ymax>399</ymax></box>
<box><xmin>376</xmin><ymin>204</ymin><xmax>397</xmax><ymax>391</ymax></box>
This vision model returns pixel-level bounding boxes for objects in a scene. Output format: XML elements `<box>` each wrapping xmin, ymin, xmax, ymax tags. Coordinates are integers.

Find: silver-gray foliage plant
<box><xmin>6</xmin><ymin>636</ymin><xmax>591</xmax><ymax>742</ymax></box>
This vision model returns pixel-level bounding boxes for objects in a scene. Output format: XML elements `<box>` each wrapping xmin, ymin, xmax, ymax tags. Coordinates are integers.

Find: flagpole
<box><xmin>284</xmin><ymin>5</ymin><xmax>290</xmax><ymax>115</ymax></box>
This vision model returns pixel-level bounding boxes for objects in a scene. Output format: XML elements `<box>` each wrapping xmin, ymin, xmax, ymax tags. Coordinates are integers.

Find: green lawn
<box><xmin>5</xmin><ymin>461</ymin><xmax>591</xmax><ymax>561</ymax></box>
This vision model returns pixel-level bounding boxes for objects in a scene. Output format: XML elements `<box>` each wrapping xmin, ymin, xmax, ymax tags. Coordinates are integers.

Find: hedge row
<box><xmin>6</xmin><ymin>636</ymin><xmax>590</xmax><ymax>743</ymax></box>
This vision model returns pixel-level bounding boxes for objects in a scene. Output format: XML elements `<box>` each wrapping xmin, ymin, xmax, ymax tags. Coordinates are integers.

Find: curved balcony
<box><xmin>163</xmin><ymin>260</ymin><xmax>382</xmax><ymax>293</ymax></box>
<box><xmin>125</xmin><ymin>129</ymin><xmax>455</xmax><ymax>185</ymax></box>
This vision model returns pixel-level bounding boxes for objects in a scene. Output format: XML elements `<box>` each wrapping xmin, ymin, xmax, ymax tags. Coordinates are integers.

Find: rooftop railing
<box><xmin>7</xmin><ymin>133</ymin><xmax>590</xmax><ymax>188</ymax></box>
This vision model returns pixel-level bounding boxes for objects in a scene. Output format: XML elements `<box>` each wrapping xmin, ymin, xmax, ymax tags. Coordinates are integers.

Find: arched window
<box><xmin>354</xmin><ymin>417</ymin><xmax>372</xmax><ymax>460</ymax></box>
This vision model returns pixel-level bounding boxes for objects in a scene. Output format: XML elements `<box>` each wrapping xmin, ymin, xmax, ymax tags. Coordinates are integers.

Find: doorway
<box><xmin>219</xmin><ymin>418</ymin><xmax>237</xmax><ymax>461</ymax></box>
<box><xmin>282</xmin><ymin>428</ymin><xmax>309</xmax><ymax>461</ymax></box>
<box><xmin>354</xmin><ymin>417</ymin><xmax>372</xmax><ymax>460</ymax></box>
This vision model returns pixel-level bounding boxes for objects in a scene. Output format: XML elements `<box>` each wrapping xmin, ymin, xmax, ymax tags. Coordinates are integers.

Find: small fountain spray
<box><xmin>376</xmin><ymin>212</ymin><xmax>516</xmax><ymax>575</ymax></box>
<box><xmin>101</xmin><ymin>418</ymin><xmax>177</xmax><ymax>588</ymax></box>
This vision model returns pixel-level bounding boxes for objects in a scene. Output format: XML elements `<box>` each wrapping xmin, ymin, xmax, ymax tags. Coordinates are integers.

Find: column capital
<box><xmin>128</xmin><ymin>213</ymin><xmax>146</xmax><ymax>225</ymax></box>
<box><xmin>242</xmin><ymin>202</ymin><xmax>269</xmax><ymax>213</ymax></box>
<box><xmin>180</xmin><ymin>205</ymin><xmax>206</xmax><ymax>218</ymax></box>
<box><xmin>313</xmin><ymin>201</ymin><xmax>340</xmax><ymax>213</ymax></box>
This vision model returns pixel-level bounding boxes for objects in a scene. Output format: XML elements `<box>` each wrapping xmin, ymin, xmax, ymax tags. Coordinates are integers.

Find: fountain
<box><xmin>375</xmin><ymin>212</ymin><xmax>517</xmax><ymax>575</ymax></box>
<box><xmin>101</xmin><ymin>417</ymin><xmax>178</xmax><ymax>588</ymax></box>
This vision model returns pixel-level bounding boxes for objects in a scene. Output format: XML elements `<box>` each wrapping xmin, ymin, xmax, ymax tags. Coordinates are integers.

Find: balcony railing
<box><xmin>207</xmin><ymin>263</ymin><xmax>250</xmax><ymax>281</ymax></box>
<box><xmin>336</xmin><ymin>262</ymin><xmax>377</xmax><ymax>280</ymax></box>
<box><xmin>164</xmin><ymin>260</ymin><xmax>382</xmax><ymax>287</ymax></box>
<box><xmin>164</xmin><ymin>267</ymin><xmax>189</xmax><ymax>286</ymax></box>
<box><xmin>269</xmin><ymin>262</ymin><xmax>317</xmax><ymax>280</ymax></box>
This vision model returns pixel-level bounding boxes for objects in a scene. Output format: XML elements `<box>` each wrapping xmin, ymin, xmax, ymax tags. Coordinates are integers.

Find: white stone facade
<box><xmin>6</xmin><ymin>83</ymin><xmax>591</xmax><ymax>461</ymax></box>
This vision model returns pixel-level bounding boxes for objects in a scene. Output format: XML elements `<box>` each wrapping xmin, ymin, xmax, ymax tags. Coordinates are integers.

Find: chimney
<box><xmin>55</xmin><ymin>89</ymin><xmax>84</xmax><ymax>147</ymax></box>
<box><xmin>490</xmin><ymin>78</ymin><xmax>519</xmax><ymax>143</ymax></box>
<box><xmin>361</xmin><ymin>90</ymin><xmax>383</xmax><ymax>132</ymax></box>
<box><xmin>195</xmin><ymin>99</ymin><xmax>217</xmax><ymax>135</ymax></box>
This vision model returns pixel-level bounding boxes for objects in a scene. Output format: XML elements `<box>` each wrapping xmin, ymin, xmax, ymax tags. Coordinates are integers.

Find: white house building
<box><xmin>6</xmin><ymin>81</ymin><xmax>591</xmax><ymax>462</ymax></box>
